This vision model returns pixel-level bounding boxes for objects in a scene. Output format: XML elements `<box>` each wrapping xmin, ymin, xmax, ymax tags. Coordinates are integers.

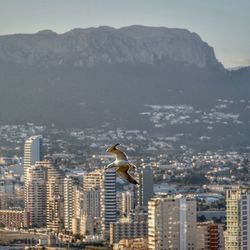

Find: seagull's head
<box><xmin>106</xmin><ymin>143</ymin><xmax>120</xmax><ymax>153</ymax></box>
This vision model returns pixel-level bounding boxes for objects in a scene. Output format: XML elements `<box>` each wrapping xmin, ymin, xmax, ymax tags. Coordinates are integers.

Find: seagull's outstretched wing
<box><xmin>117</xmin><ymin>167</ymin><xmax>139</xmax><ymax>185</ymax></box>
<box><xmin>129</xmin><ymin>162</ymin><xmax>137</xmax><ymax>169</ymax></box>
<box><xmin>106</xmin><ymin>144</ymin><xmax>128</xmax><ymax>161</ymax></box>
<box><xmin>105</xmin><ymin>162</ymin><xmax>116</xmax><ymax>170</ymax></box>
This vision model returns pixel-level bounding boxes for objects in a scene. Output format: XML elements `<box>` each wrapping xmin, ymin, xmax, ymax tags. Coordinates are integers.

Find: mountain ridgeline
<box><xmin>0</xmin><ymin>26</ymin><xmax>249</xmax><ymax>149</ymax></box>
<box><xmin>0</xmin><ymin>26</ymin><xmax>219</xmax><ymax>68</ymax></box>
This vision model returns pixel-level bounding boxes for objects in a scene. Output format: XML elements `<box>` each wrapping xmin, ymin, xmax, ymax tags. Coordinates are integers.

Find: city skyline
<box><xmin>0</xmin><ymin>1</ymin><xmax>250</xmax><ymax>248</ymax></box>
<box><xmin>0</xmin><ymin>0</ymin><xmax>249</xmax><ymax>68</ymax></box>
<box><xmin>1</xmin><ymin>131</ymin><xmax>250</xmax><ymax>249</ymax></box>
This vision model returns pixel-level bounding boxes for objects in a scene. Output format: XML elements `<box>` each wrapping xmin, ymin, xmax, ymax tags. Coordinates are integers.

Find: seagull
<box><xmin>105</xmin><ymin>143</ymin><xmax>138</xmax><ymax>185</ymax></box>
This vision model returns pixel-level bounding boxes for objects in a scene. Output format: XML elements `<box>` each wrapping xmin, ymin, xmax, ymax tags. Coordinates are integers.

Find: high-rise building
<box><xmin>80</xmin><ymin>212</ymin><xmax>94</xmax><ymax>236</ymax></box>
<box><xmin>23</xmin><ymin>135</ymin><xmax>42</xmax><ymax>186</ymax></box>
<box><xmin>196</xmin><ymin>221</ymin><xmax>224</xmax><ymax>250</ymax></box>
<box><xmin>83</xmin><ymin>169</ymin><xmax>102</xmax><ymax>190</ymax></box>
<box><xmin>110</xmin><ymin>209</ymin><xmax>148</xmax><ymax>245</ymax></box>
<box><xmin>73</xmin><ymin>188</ymin><xmax>84</xmax><ymax>219</ymax></box>
<box><xmin>71</xmin><ymin>188</ymin><xmax>84</xmax><ymax>235</ymax></box>
<box><xmin>148</xmin><ymin>195</ymin><xmax>196</xmax><ymax>250</ymax></box>
<box><xmin>83</xmin><ymin>169</ymin><xmax>102</xmax><ymax>218</ymax></box>
<box><xmin>241</xmin><ymin>193</ymin><xmax>250</xmax><ymax>249</ymax></box>
<box><xmin>225</xmin><ymin>186</ymin><xmax>250</xmax><ymax>250</ymax></box>
<box><xmin>46</xmin><ymin>163</ymin><xmax>64</xmax><ymax>232</ymax></box>
<box><xmin>100</xmin><ymin>169</ymin><xmax>117</xmax><ymax>240</ymax></box>
<box><xmin>64</xmin><ymin>175</ymin><xmax>75</xmax><ymax>231</ymax></box>
<box><xmin>135</xmin><ymin>166</ymin><xmax>154</xmax><ymax>210</ymax></box>
<box><xmin>26</xmin><ymin>164</ymin><xmax>47</xmax><ymax>228</ymax></box>
<box><xmin>83</xmin><ymin>189</ymin><xmax>100</xmax><ymax>219</ymax></box>
<box><xmin>120</xmin><ymin>191</ymin><xmax>134</xmax><ymax>217</ymax></box>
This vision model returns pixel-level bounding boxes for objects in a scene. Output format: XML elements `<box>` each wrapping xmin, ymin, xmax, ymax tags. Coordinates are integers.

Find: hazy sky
<box><xmin>0</xmin><ymin>0</ymin><xmax>249</xmax><ymax>68</ymax></box>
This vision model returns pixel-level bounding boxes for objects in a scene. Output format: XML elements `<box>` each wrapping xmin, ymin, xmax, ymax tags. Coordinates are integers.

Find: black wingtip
<box><xmin>106</xmin><ymin>143</ymin><xmax>120</xmax><ymax>152</ymax></box>
<box><xmin>133</xmin><ymin>180</ymin><xmax>139</xmax><ymax>185</ymax></box>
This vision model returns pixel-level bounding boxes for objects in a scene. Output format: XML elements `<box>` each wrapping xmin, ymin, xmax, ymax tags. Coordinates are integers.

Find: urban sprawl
<box><xmin>1</xmin><ymin>124</ymin><xmax>250</xmax><ymax>249</ymax></box>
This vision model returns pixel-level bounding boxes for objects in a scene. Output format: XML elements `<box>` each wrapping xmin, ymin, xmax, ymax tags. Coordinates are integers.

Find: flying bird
<box><xmin>105</xmin><ymin>143</ymin><xmax>138</xmax><ymax>185</ymax></box>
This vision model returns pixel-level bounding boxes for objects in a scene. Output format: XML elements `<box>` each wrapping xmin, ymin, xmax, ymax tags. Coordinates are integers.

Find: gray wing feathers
<box><xmin>112</xmin><ymin>148</ymin><xmax>128</xmax><ymax>161</ymax></box>
<box><xmin>117</xmin><ymin>169</ymin><xmax>138</xmax><ymax>185</ymax></box>
<box><xmin>105</xmin><ymin>162</ymin><xmax>116</xmax><ymax>169</ymax></box>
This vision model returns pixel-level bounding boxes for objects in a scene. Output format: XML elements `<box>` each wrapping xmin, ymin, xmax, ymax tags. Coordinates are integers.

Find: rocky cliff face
<box><xmin>0</xmin><ymin>25</ymin><xmax>220</xmax><ymax>68</ymax></box>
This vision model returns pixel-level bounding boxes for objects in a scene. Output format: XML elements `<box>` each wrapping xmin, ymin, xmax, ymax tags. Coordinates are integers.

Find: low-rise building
<box><xmin>110</xmin><ymin>216</ymin><xmax>147</xmax><ymax>245</ymax></box>
<box><xmin>0</xmin><ymin>210</ymin><xmax>30</xmax><ymax>228</ymax></box>
<box><xmin>113</xmin><ymin>238</ymin><xmax>148</xmax><ymax>250</ymax></box>
<box><xmin>196</xmin><ymin>221</ymin><xmax>224</xmax><ymax>250</ymax></box>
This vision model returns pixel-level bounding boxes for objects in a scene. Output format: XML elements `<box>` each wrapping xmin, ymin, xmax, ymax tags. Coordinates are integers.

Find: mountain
<box><xmin>0</xmin><ymin>25</ymin><xmax>220</xmax><ymax>68</ymax></box>
<box><xmin>0</xmin><ymin>26</ymin><xmax>249</xmax><ymax>150</ymax></box>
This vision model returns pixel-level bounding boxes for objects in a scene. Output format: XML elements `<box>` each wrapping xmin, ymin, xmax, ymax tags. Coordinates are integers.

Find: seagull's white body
<box><xmin>105</xmin><ymin>144</ymin><xmax>138</xmax><ymax>185</ymax></box>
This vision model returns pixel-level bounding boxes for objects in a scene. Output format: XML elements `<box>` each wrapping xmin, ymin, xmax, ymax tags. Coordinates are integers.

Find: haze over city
<box><xmin>0</xmin><ymin>1</ymin><xmax>250</xmax><ymax>249</ymax></box>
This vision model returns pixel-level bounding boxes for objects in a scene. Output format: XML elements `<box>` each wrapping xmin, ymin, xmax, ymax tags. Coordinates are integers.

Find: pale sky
<box><xmin>0</xmin><ymin>0</ymin><xmax>249</xmax><ymax>68</ymax></box>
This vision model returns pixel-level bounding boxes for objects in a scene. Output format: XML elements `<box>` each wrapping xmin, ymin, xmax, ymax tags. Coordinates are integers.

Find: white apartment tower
<box><xmin>225</xmin><ymin>187</ymin><xmax>250</xmax><ymax>250</ymax></box>
<box><xmin>148</xmin><ymin>195</ymin><xmax>197</xmax><ymax>250</ymax></box>
<box><xmin>24</xmin><ymin>135</ymin><xmax>42</xmax><ymax>186</ymax></box>
<box><xmin>26</xmin><ymin>164</ymin><xmax>47</xmax><ymax>227</ymax></box>
<box><xmin>241</xmin><ymin>194</ymin><xmax>250</xmax><ymax>249</ymax></box>
<box><xmin>83</xmin><ymin>169</ymin><xmax>102</xmax><ymax>218</ymax></box>
<box><xmin>64</xmin><ymin>175</ymin><xmax>74</xmax><ymax>231</ymax></box>
<box><xmin>46</xmin><ymin>162</ymin><xmax>65</xmax><ymax>231</ymax></box>
<box><xmin>120</xmin><ymin>191</ymin><xmax>134</xmax><ymax>217</ymax></box>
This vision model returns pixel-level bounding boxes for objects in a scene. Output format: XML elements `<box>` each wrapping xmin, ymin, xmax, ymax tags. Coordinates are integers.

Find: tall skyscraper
<box><xmin>71</xmin><ymin>188</ymin><xmax>84</xmax><ymax>234</ymax></box>
<box><xmin>23</xmin><ymin>135</ymin><xmax>42</xmax><ymax>186</ymax></box>
<box><xmin>148</xmin><ymin>195</ymin><xmax>197</xmax><ymax>250</ymax></box>
<box><xmin>80</xmin><ymin>212</ymin><xmax>94</xmax><ymax>236</ymax></box>
<box><xmin>100</xmin><ymin>169</ymin><xmax>117</xmax><ymax>240</ymax></box>
<box><xmin>83</xmin><ymin>169</ymin><xmax>102</xmax><ymax>190</ymax></box>
<box><xmin>26</xmin><ymin>163</ymin><xmax>47</xmax><ymax>228</ymax></box>
<box><xmin>46</xmin><ymin>162</ymin><xmax>64</xmax><ymax>232</ymax></box>
<box><xmin>225</xmin><ymin>186</ymin><xmax>250</xmax><ymax>249</ymax></box>
<box><xmin>64</xmin><ymin>175</ymin><xmax>74</xmax><ymax>231</ymax></box>
<box><xmin>240</xmin><ymin>193</ymin><xmax>250</xmax><ymax>249</ymax></box>
<box><xmin>120</xmin><ymin>191</ymin><xmax>134</xmax><ymax>217</ymax></box>
<box><xmin>83</xmin><ymin>169</ymin><xmax>102</xmax><ymax>219</ymax></box>
<box><xmin>135</xmin><ymin>166</ymin><xmax>154</xmax><ymax>209</ymax></box>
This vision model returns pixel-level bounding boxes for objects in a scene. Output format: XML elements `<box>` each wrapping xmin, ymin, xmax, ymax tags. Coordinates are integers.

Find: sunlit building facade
<box><xmin>46</xmin><ymin>163</ymin><xmax>64</xmax><ymax>232</ymax></box>
<box><xmin>225</xmin><ymin>187</ymin><xmax>250</xmax><ymax>250</ymax></box>
<box><xmin>196</xmin><ymin>221</ymin><xmax>224</xmax><ymax>250</ymax></box>
<box><xmin>26</xmin><ymin>164</ymin><xmax>47</xmax><ymax>227</ymax></box>
<box><xmin>23</xmin><ymin>135</ymin><xmax>42</xmax><ymax>187</ymax></box>
<box><xmin>148</xmin><ymin>195</ymin><xmax>196</xmax><ymax>250</ymax></box>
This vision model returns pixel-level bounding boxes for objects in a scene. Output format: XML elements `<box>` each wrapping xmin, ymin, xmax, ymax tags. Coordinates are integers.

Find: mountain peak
<box><xmin>36</xmin><ymin>29</ymin><xmax>57</xmax><ymax>35</ymax></box>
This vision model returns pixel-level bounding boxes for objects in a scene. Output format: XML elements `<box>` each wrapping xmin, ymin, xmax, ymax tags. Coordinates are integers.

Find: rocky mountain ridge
<box><xmin>0</xmin><ymin>25</ymin><xmax>220</xmax><ymax>68</ymax></box>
